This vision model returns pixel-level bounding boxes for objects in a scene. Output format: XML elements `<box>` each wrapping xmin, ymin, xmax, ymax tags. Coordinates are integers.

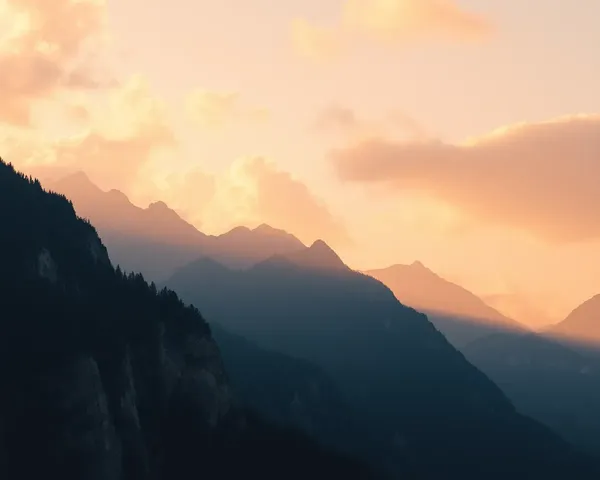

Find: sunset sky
<box><xmin>2</xmin><ymin>0</ymin><xmax>600</xmax><ymax>325</ymax></box>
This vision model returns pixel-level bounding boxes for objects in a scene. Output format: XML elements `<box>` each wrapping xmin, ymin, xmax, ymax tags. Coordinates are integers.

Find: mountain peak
<box><xmin>62</xmin><ymin>170</ymin><xmax>92</xmax><ymax>185</ymax></box>
<box><xmin>224</xmin><ymin>225</ymin><xmax>252</xmax><ymax>236</ymax></box>
<box><xmin>366</xmin><ymin>262</ymin><xmax>525</xmax><ymax>339</ymax></box>
<box><xmin>108</xmin><ymin>188</ymin><xmax>130</xmax><ymax>200</ymax></box>
<box><xmin>552</xmin><ymin>294</ymin><xmax>600</xmax><ymax>342</ymax></box>
<box><xmin>410</xmin><ymin>260</ymin><xmax>428</xmax><ymax>270</ymax></box>
<box><xmin>253</xmin><ymin>223</ymin><xmax>284</xmax><ymax>236</ymax></box>
<box><xmin>52</xmin><ymin>170</ymin><xmax>100</xmax><ymax>194</ymax></box>
<box><xmin>285</xmin><ymin>240</ymin><xmax>347</xmax><ymax>271</ymax></box>
<box><xmin>309</xmin><ymin>239</ymin><xmax>335</xmax><ymax>253</ymax></box>
<box><xmin>148</xmin><ymin>200</ymin><xmax>171</xmax><ymax>211</ymax></box>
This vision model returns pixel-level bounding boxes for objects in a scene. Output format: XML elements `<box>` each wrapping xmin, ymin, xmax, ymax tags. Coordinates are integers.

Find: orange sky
<box><xmin>2</xmin><ymin>0</ymin><xmax>600</xmax><ymax>325</ymax></box>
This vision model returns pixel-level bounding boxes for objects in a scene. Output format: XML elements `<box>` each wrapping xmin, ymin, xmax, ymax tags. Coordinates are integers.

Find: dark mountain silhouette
<box><xmin>46</xmin><ymin>172</ymin><xmax>306</xmax><ymax>281</ymax></box>
<box><xmin>464</xmin><ymin>332</ymin><xmax>600</xmax><ymax>456</ymax></box>
<box><xmin>165</xmin><ymin>248</ymin><xmax>600</xmax><ymax>478</ymax></box>
<box><xmin>0</xmin><ymin>159</ymin><xmax>377</xmax><ymax>480</ymax></box>
<box><xmin>367</xmin><ymin>262</ymin><xmax>527</xmax><ymax>347</ymax></box>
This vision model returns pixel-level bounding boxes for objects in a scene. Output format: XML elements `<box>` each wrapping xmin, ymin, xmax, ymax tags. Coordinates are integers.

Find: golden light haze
<box><xmin>2</xmin><ymin>0</ymin><xmax>600</xmax><ymax>327</ymax></box>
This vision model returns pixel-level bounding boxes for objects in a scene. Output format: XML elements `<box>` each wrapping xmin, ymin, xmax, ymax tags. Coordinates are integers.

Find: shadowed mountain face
<box><xmin>165</xmin><ymin>246</ymin><xmax>599</xmax><ymax>478</ymax></box>
<box><xmin>0</xmin><ymin>160</ymin><xmax>377</xmax><ymax>480</ymax></box>
<box><xmin>367</xmin><ymin>262</ymin><xmax>527</xmax><ymax>347</ymax></box>
<box><xmin>209</xmin><ymin>323</ymin><xmax>387</xmax><ymax>469</ymax></box>
<box><xmin>46</xmin><ymin>172</ymin><xmax>306</xmax><ymax>281</ymax></box>
<box><xmin>464</xmin><ymin>332</ymin><xmax>600</xmax><ymax>456</ymax></box>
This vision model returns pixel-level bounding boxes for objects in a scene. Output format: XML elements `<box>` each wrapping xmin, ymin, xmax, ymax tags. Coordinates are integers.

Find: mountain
<box><xmin>464</xmin><ymin>332</ymin><xmax>600</xmax><ymax>456</ymax></box>
<box><xmin>550</xmin><ymin>294</ymin><xmax>600</xmax><ymax>351</ymax></box>
<box><xmin>367</xmin><ymin>262</ymin><xmax>527</xmax><ymax>347</ymax></box>
<box><xmin>280</xmin><ymin>239</ymin><xmax>350</xmax><ymax>272</ymax></box>
<box><xmin>0</xmin><ymin>160</ymin><xmax>376</xmax><ymax>479</ymax></box>
<box><xmin>51</xmin><ymin>171</ymin><xmax>209</xmax><ymax>245</ymax></box>
<box><xmin>207</xmin><ymin>224</ymin><xmax>306</xmax><ymax>271</ymax></box>
<box><xmin>370</xmin><ymin>265</ymin><xmax>600</xmax><ymax>457</ymax></box>
<box><xmin>165</xmin><ymin>245</ymin><xmax>600</xmax><ymax>478</ymax></box>
<box><xmin>210</xmin><ymin>323</ymin><xmax>385</xmax><ymax>470</ymax></box>
<box><xmin>46</xmin><ymin>172</ymin><xmax>306</xmax><ymax>281</ymax></box>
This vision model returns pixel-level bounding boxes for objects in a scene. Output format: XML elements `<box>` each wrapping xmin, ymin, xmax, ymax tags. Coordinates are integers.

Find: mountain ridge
<box><xmin>165</xmin><ymin>246</ymin><xmax>600</xmax><ymax>478</ymax></box>
<box><xmin>367</xmin><ymin>262</ymin><xmax>527</xmax><ymax>347</ymax></box>
<box><xmin>45</xmin><ymin>171</ymin><xmax>306</xmax><ymax>281</ymax></box>
<box><xmin>551</xmin><ymin>294</ymin><xmax>600</xmax><ymax>345</ymax></box>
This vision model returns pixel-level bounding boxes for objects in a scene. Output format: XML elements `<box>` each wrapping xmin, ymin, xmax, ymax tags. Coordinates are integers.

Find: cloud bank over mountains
<box><xmin>332</xmin><ymin>114</ymin><xmax>600</xmax><ymax>242</ymax></box>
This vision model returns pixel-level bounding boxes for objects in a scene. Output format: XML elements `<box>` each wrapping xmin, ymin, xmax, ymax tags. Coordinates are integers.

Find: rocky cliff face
<box><xmin>2</xmin><ymin>275</ymin><xmax>235</xmax><ymax>480</ymax></box>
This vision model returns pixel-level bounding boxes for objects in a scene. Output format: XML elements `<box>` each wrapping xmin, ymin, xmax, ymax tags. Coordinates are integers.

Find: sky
<box><xmin>1</xmin><ymin>0</ymin><xmax>600</xmax><ymax>326</ymax></box>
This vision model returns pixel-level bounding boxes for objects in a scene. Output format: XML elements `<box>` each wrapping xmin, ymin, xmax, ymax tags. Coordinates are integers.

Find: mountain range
<box><xmin>0</xmin><ymin>160</ymin><xmax>375</xmax><ymax>479</ymax></box>
<box><xmin>16</xmin><ymin>166</ymin><xmax>600</xmax><ymax>477</ymax></box>
<box><xmin>47</xmin><ymin>172</ymin><xmax>306</xmax><ymax>282</ymax></box>
<box><xmin>164</xmin><ymin>241</ymin><xmax>598</xmax><ymax>477</ymax></box>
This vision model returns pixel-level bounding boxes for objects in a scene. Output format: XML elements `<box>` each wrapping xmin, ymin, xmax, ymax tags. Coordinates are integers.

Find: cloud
<box><xmin>314</xmin><ymin>105</ymin><xmax>360</xmax><ymax>132</ymax></box>
<box><xmin>201</xmin><ymin>157</ymin><xmax>350</xmax><ymax>247</ymax></box>
<box><xmin>147</xmin><ymin>169</ymin><xmax>216</xmax><ymax>229</ymax></box>
<box><xmin>342</xmin><ymin>0</ymin><xmax>491</xmax><ymax>43</ymax></box>
<box><xmin>14</xmin><ymin>76</ymin><xmax>176</xmax><ymax>192</ymax></box>
<box><xmin>331</xmin><ymin>114</ymin><xmax>600</xmax><ymax>242</ymax></box>
<box><xmin>291</xmin><ymin>19</ymin><xmax>347</xmax><ymax>62</ymax></box>
<box><xmin>0</xmin><ymin>0</ymin><xmax>110</xmax><ymax>125</ymax></box>
<box><xmin>186</xmin><ymin>90</ymin><xmax>269</xmax><ymax>130</ymax></box>
<box><xmin>292</xmin><ymin>0</ymin><xmax>490</xmax><ymax>60</ymax></box>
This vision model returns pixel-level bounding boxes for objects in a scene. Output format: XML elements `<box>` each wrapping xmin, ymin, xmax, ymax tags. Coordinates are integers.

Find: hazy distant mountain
<box><xmin>0</xmin><ymin>160</ymin><xmax>374</xmax><ymax>479</ymax></box>
<box><xmin>47</xmin><ymin>172</ymin><xmax>305</xmax><ymax>281</ymax></box>
<box><xmin>464</xmin><ymin>332</ymin><xmax>600</xmax><ymax>456</ymax></box>
<box><xmin>51</xmin><ymin>171</ymin><xmax>208</xmax><ymax>241</ymax></box>
<box><xmin>165</xmin><ymin>244</ymin><xmax>598</xmax><ymax>478</ymax></box>
<box><xmin>367</xmin><ymin>262</ymin><xmax>527</xmax><ymax>347</ymax></box>
<box><xmin>283</xmin><ymin>239</ymin><xmax>350</xmax><ymax>272</ymax></box>
<box><xmin>550</xmin><ymin>295</ymin><xmax>600</xmax><ymax>346</ymax></box>
<box><xmin>207</xmin><ymin>224</ymin><xmax>306</xmax><ymax>270</ymax></box>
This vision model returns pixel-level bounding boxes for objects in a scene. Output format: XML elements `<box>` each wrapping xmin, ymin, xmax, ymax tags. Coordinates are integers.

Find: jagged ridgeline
<box><xmin>0</xmin><ymin>159</ymin><xmax>377</xmax><ymax>480</ymax></box>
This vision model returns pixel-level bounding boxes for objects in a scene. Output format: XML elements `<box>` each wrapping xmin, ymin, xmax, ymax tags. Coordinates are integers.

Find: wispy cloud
<box><xmin>314</xmin><ymin>104</ymin><xmax>427</xmax><ymax>141</ymax></box>
<box><xmin>186</xmin><ymin>89</ymin><xmax>269</xmax><ymax>130</ymax></box>
<box><xmin>292</xmin><ymin>0</ymin><xmax>491</xmax><ymax>61</ymax></box>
